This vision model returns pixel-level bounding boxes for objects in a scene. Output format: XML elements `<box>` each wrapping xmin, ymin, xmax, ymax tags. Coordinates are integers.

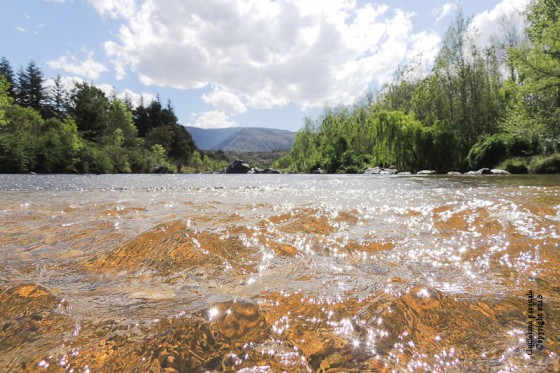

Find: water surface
<box><xmin>1</xmin><ymin>174</ymin><xmax>559</xmax><ymax>372</ymax></box>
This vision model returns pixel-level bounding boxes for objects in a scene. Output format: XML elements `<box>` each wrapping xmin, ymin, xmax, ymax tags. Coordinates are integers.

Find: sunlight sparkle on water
<box><xmin>208</xmin><ymin>307</ymin><xmax>219</xmax><ymax>320</ymax></box>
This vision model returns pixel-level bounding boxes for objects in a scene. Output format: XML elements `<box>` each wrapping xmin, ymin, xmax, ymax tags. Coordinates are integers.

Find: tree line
<box><xmin>0</xmin><ymin>60</ymin><xmax>225</xmax><ymax>173</ymax></box>
<box><xmin>276</xmin><ymin>0</ymin><xmax>560</xmax><ymax>174</ymax></box>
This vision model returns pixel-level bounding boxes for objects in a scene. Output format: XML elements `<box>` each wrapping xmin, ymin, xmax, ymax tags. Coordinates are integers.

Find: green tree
<box><xmin>106</xmin><ymin>98</ymin><xmax>138</xmax><ymax>147</ymax></box>
<box><xmin>133</xmin><ymin>97</ymin><xmax>151</xmax><ymax>137</ymax></box>
<box><xmin>45</xmin><ymin>74</ymin><xmax>68</xmax><ymax>119</ymax></box>
<box><xmin>0</xmin><ymin>57</ymin><xmax>15</xmax><ymax>99</ymax></box>
<box><xmin>67</xmin><ymin>82</ymin><xmax>109</xmax><ymax>141</ymax></box>
<box><xmin>15</xmin><ymin>61</ymin><xmax>45</xmax><ymax>113</ymax></box>
<box><xmin>35</xmin><ymin>117</ymin><xmax>83</xmax><ymax>173</ymax></box>
<box><xmin>0</xmin><ymin>104</ymin><xmax>43</xmax><ymax>172</ymax></box>
<box><xmin>511</xmin><ymin>0</ymin><xmax>560</xmax><ymax>149</ymax></box>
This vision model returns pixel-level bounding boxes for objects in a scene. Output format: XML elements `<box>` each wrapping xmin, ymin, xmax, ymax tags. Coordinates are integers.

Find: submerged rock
<box><xmin>226</xmin><ymin>160</ymin><xmax>251</xmax><ymax>174</ymax></box>
<box><xmin>260</xmin><ymin>168</ymin><xmax>281</xmax><ymax>174</ymax></box>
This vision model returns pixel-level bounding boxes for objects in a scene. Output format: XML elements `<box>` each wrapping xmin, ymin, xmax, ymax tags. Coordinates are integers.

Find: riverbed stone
<box><xmin>153</xmin><ymin>165</ymin><xmax>168</xmax><ymax>174</ymax></box>
<box><xmin>417</xmin><ymin>170</ymin><xmax>436</xmax><ymax>175</ymax></box>
<box><xmin>476</xmin><ymin>168</ymin><xmax>493</xmax><ymax>175</ymax></box>
<box><xmin>491</xmin><ymin>169</ymin><xmax>510</xmax><ymax>175</ymax></box>
<box><xmin>226</xmin><ymin>160</ymin><xmax>251</xmax><ymax>174</ymax></box>
<box><xmin>365</xmin><ymin>167</ymin><xmax>398</xmax><ymax>174</ymax></box>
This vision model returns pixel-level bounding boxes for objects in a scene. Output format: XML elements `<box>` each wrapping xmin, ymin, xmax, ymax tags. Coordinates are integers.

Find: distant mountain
<box><xmin>185</xmin><ymin>126</ymin><xmax>296</xmax><ymax>152</ymax></box>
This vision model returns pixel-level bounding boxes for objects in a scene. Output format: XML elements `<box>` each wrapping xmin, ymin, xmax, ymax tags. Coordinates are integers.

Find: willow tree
<box><xmin>288</xmin><ymin>117</ymin><xmax>321</xmax><ymax>173</ymax></box>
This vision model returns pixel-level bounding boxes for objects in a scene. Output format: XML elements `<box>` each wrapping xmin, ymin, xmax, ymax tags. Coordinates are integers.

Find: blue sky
<box><xmin>1</xmin><ymin>0</ymin><xmax>530</xmax><ymax>131</ymax></box>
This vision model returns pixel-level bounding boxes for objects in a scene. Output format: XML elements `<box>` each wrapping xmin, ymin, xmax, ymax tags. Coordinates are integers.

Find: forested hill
<box><xmin>0</xmin><ymin>62</ymin><xmax>226</xmax><ymax>173</ymax></box>
<box><xmin>273</xmin><ymin>1</ymin><xmax>560</xmax><ymax>174</ymax></box>
<box><xmin>186</xmin><ymin>126</ymin><xmax>296</xmax><ymax>152</ymax></box>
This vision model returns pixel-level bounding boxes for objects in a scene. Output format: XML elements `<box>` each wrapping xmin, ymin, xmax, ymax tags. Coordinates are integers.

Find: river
<box><xmin>0</xmin><ymin>174</ymin><xmax>559</xmax><ymax>372</ymax></box>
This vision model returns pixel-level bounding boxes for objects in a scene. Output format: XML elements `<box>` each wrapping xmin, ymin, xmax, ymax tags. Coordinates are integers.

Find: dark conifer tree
<box><xmin>45</xmin><ymin>74</ymin><xmax>67</xmax><ymax>118</ymax></box>
<box><xmin>133</xmin><ymin>96</ymin><xmax>151</xmax><ymax>137</ymax></box>
<box><xmin>0</xmin><ymin>57</ymin><xmax>15</xmax><ymax>98</ymax></box>
<box><xmin>16</xmin><ymin>61</ymin><xmax>45</xmax><ymax>112</ymax></box>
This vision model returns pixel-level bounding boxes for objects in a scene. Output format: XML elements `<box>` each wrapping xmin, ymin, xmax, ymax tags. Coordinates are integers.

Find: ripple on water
<box><xmin>0</xmin><ymin>175</ymin><xmax>559</xmax><ymax>371</ymax></box>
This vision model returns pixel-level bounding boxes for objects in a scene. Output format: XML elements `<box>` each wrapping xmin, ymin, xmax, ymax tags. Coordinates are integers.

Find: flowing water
<box><xmin>0</xmin><ymin>174</ymin><xmax>559</xmax><ymax>372</ymax></box>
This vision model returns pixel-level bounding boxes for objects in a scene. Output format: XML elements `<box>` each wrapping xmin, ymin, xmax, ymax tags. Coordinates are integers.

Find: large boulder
<box><xmin>226</xmin><ymin>160</ymin><xmax>251</xmax><ymax>174</ymax></box>
<box><xmin>153</xmin><ymin>165</ymin><xmax>168</xmax><ymax>174</ymax></box>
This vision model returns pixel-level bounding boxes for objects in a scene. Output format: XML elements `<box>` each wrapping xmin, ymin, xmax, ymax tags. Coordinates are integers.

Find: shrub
<box><xmin>531</xmin><ymin>153</ymin><xmax>560</xmax><ymax>174</ymax></box>
<box><xmin>496</xmin><ymin>158</ymin><xmax>529</xmax><ymax>174</ymax></box>
<box><xmin>76</xmin><ymin>142</ymin><xmax>114</xmax><ymax>174</ymax></box>
<box><xmin>468</xmin><ymin>134</ymin><xmax>540</xmax><ymax>169</ymax></box>
<box><xmin>467</xmin><ymin>134</ymin><xmax>508</xmax><ymax>169</ymax></box>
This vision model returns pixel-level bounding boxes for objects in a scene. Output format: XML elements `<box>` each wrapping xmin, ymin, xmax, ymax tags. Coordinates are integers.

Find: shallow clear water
<box><xmin>0</xmin><ymin>174</ymin><xmax>559</xmax><ymax>372</ymax></box>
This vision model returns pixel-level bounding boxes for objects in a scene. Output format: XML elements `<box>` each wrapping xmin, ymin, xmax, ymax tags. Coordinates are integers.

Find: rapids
<box><xmin>0</xmin><ymin>174</ymin><xmax>559</xmax><ymax>372</ymax></box>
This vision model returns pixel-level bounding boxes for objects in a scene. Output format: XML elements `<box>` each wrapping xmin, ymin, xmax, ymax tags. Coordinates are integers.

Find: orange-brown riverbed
<box><xmin>0</xmin><ymin>174</ymin><xmax>559</xmax><ymax>372</ymax></box>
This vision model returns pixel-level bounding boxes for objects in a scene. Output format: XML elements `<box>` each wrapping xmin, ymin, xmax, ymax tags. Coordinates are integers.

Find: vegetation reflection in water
<box><xmin>0</xmin><ymin>175</ymin><xmax>559</xmax><ymax>372</ymax></box>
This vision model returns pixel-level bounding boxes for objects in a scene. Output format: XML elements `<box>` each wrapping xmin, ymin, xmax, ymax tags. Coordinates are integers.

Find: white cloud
<box><xmin>193</xmin><ymin>110</ymin><xmax>237</xmax><ymax>129</ymax></box>
<box><xmin>99</xmin><ymin>0</ymin><xmax>441</xmax><ymax>109</ymax></box>
<box><xmin>96</xmin><ymin>84</ymin><xmax>157</xmax><ymax>106</ymax></box>
<box><xmin>80</xmin><ymin>83</ymin><xmax>156</xmax><ymax>108</ymax></box>
<box><xmin>433</xmin><ymin>2</ymin><xmax>458</xmax><ymax>23</ymax></box>
<box><xmin>43</xmin><ymin>75</ymin><xmax>85</xmax><ymax>93</ymax></box>
<box><xmin>87</xmin><ymin>0</ymin><xmax>136</xmax><ymax>19</ymax></box>
<box><xmin>47</xmin><ymin>51</ymin><xmax>108</xmax><ymax>80</ymax></box>
<box><xmin>469</xmin><ymin>0</ymin><xmax>530</xmax><ymax>48</ymax></box>
<box><xmin>202</xmin><ymin>86</ymin><xmax>247</xmax><ymax>115</ymax></box>
<box><xmin>119</xmin><ymin>89</ymin><xmax>157</xmax><ymax>107</ymax></box>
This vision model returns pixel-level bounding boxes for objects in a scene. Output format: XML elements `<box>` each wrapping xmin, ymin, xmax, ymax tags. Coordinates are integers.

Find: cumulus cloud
<box><xmin>202</xmin><ymin>86</ymin><xmax>247</xmax><ymax>115</ymax></box>
<box><xmin>47</xmin><ymin>50</ymin><xmax>108</xmax><ymax>80</ymax></box>
<box><xmin>96</xmin><ymin>83</ymin><xmax>157</xmax><ymax>106</ymax></box>
<box><xmin>433</xmin><ymin>2</ymin><xmax>458</xmax><ymax>23</ymax></box>
<box><xmin>469</xmin><ymin>0</ymin><xmax>530</xmax><ymax>48</ymax></box>
<box><xmin>43</xmin><ymin>75</ymin><xmax>83</xmax><ymax>95</ymax></box>
<box><xmin>98</xmin><ymin>0</ymin><xmax>441</xmax><ymax>110</ymax></box>
<box><xmin>194</xmin><ymin>110</ymin><xmax>237</xmax><ymax>129</ymax></box>
<box><xmin>87</xmin><ymin>0</ymin><xmax>136</xmax><ymax>19</ymax></box>
<box><xmin>119</xmin><ymin>89</ymin><xmax>157</xmax><ymax>107</ymax></box>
